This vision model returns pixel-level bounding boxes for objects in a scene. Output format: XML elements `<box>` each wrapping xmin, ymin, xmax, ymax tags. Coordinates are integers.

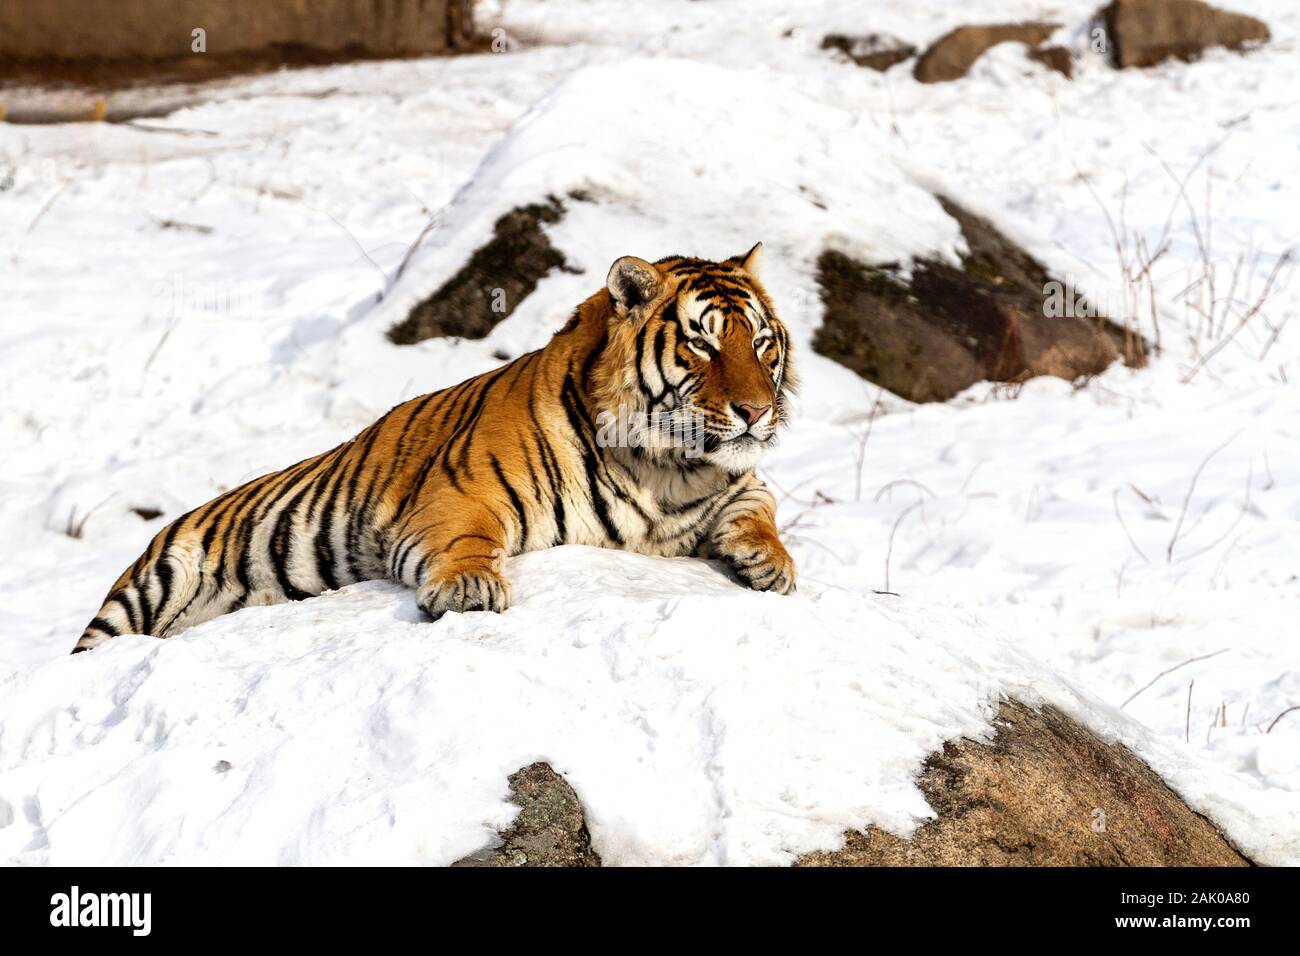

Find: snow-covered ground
<box><xmin>1</xmin><ymin>0</ymin><xmax>1297</xmax><ymax>864</ymax></box>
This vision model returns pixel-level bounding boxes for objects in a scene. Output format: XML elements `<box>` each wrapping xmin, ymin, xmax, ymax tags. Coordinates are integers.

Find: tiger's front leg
<box><xmin>391</xmin><ymin>503</ymin><xmax>511</xmax><ymax>621</ymax></box>
<box><xmin>704</xmin><ymin>479</ymin><xmax>797</xmax><ymax>595</ymax></box>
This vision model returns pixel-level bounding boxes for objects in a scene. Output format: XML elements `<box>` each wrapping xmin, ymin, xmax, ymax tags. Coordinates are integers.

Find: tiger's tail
<box><xmin>73</xmin><ymin>538</ymin><xmax>208</xmax><ymax>654</ymax></box>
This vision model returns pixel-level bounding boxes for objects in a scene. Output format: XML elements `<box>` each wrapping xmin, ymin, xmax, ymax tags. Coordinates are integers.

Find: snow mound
<box><xmin>1</xmin><ymin>547</ymin><xmax>1291</xmax><ymax>865</ymax></box>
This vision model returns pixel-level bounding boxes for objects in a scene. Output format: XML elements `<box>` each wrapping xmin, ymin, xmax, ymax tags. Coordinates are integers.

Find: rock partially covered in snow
<box><xmin>387</xmin><ymin>197</ymin><xmax>572</xmax><ymax>345</ymax></box>
<box><xmin>1104</xmin><ymin>0</ymin><xmax>1270</xmax><ymax>69</ymax></box>
<box><xmin>814</xmin><ymin>196</ymin><xmax>1143</xmax><ymax>403</ymax></box>
<box><xmin>452</xmin><ymin>763</ymin><xmax>600</xmax><ymax>867</ymax></box>
<box><xmin>799</xmin><ymin>700</ymin><xmax>1249</xmax><ymax>866</ymax></box>
<box><xmin>820</xmin><ymin>33</ymin><xmax>917</xmax><ymax>72</ymax></box>
<box><xmin>465</xmin><ymin>701</ymin><xmax>1250</xmax><ymax>867</ymax></box>
<box><xmin>914</xmin><ymin>22</ymin><xmax>1061</xmax><ymax>83</ymax></box>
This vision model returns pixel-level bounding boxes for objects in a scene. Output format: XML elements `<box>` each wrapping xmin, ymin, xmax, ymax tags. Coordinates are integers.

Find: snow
<box><xmin>2</xmin><ymin>547</ymin><xmax>1291</xmax><ymax>865</ymax></box>
<box><xmin>364</xmin><ymin>56</ymin><xmax>964</xmax><ymax>338</ymax></box>
<box><xmin>2</xmin><ymin>0</ymin><xmax>1298</xmax><ymax>864</ymax></box>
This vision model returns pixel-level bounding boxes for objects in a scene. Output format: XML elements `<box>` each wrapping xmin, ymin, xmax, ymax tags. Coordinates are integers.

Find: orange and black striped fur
<box><xmin>74</xmin><ymin>245</ymin><xmax>796</xmax><ymax>653</ymax></box>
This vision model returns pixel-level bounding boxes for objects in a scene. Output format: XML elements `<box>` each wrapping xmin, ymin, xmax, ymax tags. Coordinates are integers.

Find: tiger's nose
<box><xmin>732</xmin><ymin>402</ymin><xmax>771</xmax><ymax>427</ymax></box>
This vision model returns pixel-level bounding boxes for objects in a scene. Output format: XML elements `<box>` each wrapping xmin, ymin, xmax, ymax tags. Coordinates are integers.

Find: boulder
<box><xmin>798</xmin><ymin>700</ymin><xmax>1249</xmax><ymax>866</ymax></box>
<box><xmin>460</xmin><ymin>702</ymin><xmax>1249</xmax><ymax>866</ymax></box>
<box><xmin>388</xmin><ymin>198</ymin><xmax>571</xmax><ymax>345</ymax></box>
<box><xmin>813</xmin><ymin>196</ymin><xmax>1145</xmax><ymax>403</ymax></box>
<box><xmin>452</xmin><ymin>762</ymin><xmax>601</xmax><ymax>867</ymax></box>
<box><xmin>821</xmin><ymin>34</ymin><xmax>917</xmax><ymax>72</ymax></box>
<box><xmin>1103</xmin><ymin>0</ymin><xmax>1270</xmax><ymax>69</ymax></box>
<box><xmin>914</xmin><ymin>22</ymin><xmax>1060</xmax><ymax>83</ymax></box>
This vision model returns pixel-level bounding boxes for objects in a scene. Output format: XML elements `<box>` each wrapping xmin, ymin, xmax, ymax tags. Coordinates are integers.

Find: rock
<box><xmin>454</xmin><ymin>704</ymin><xmax>1249</xmax><ymax>867</ymax></box>
<box><xmin>820</xmin><ymin>34</ymin><xmax>917</xmax><ymax>72</ymax></box>
<box><xmin>798</xmin><ymin>700</ymin><xmax>1250</xmax><ymax>866</ymax></box>
<box><xmin>0</xmin><ymin>0</ymin><xmax>473</xmax><ymax>62</ymax></box>
<box><xmin>1103</xmin><ymin>0</ymin><xmax>1270</xmax><ymax>69</ymax></box>
<box><xmin>1</xmin><ymin>1</ymin><xmax>480</xmax><ymax>123</ymax></box>
<box><xmin>1027</xmin><ymin>45</ymin><xmax>1074</xmax><ymax>77</ymax></box>
<box><xmin>914</xmin><ymin>22</ymin><xmax>1060</xmax><ymax>83</ymax></box>
<box><xmin>452</xmin><ymin>762</ymin><xmax>601</xmax><ymax>867</ymax></box>
<box><xmin>813</xmin><ymin>195</ymin><xmax>1145</xmax><ymax>403</ymax></box>
<box><xmin>388</xmin><ymin>198</ymin><xmax>571</xmax><ymax>345</ymax></box>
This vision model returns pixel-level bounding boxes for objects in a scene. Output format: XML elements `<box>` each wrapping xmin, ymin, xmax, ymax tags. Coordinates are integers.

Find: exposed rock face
<box><xmin>914</xmin><ymin>22</ymin><xmax>1060</xmax><ymax>83</ymax></box>
<box><xmin>797</xmin><ymin>700</ymin><xmax>1250</xmax><ymax>866</ymax></box>
<box><xmin>452</xmin><ymin>763</ymin><xmax>601</xmax><ymax>867</ymax></box>
<box><xmin>821</xmin><ymin>34</ymin><xmax>917</xmax><ymax>72</ymax></box>
<box><xmin>814</xmin><ymin>196</ymin><xmax>1144</xmax><ymax>403</ymax></box>
<box><xmin>0</xmin><ymin>1</ymin><xmax>478</xmax><ymax>121</ymax></box>
<box><xmin>0</xmin><ymin>0</ymin><xmax>473</xmax><ymax>62</ymax></box>
<box><xmin>388</xmin><ymin>198</ymin><xmax>570</xmax><ymax>345</ymax></box>
<box><xmin>1104</xmin><ymin>0</ymin><xmax>1270</xmax><ymax>69</ymax></box>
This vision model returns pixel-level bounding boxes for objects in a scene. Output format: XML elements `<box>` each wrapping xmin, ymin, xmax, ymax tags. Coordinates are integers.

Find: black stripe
<box><xmin>489</xmin><ymin>454</ymin><xmax>528</xmax><ymax>550</ymax></box>
<box><xmin>107</xmin><ymin>592</ymin><xmax>139</xmax><ymax>633</ymax></box>
<box><xmin>85</xmin><ymin>617</ymin><xmax>120</xmax><ymax>637</ymax></box>
<box><xmin>232</xmin><ymin>458</ymin><xmax>319</xmax><ymax>600</ymax></box>
<box><xmin>338</xmin><ymin>424</ymin><xmax>389</xmax><ymax>581</ymax></box>
<box><xmin>560</xmin><ymin>374</ymin><xmax>622</xmax><ymax>545</ymax></box>
<box><xmin>580</xmin><ymin>331</ymin><xmax>608</xmax><ymax>395</ymax></box>
<box><xmin>310</xmin><ymin>455</ymin><xmax>351</xmax><ymax>592</ymax></box>
<box><xmin>269</xmin><ymin>480</ymin><xmax>316</xmax><ymax>602</ymax></box>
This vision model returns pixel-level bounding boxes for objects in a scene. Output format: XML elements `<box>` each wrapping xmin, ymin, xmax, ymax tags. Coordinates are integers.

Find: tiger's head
<box><xmin>595</xmin><ymin>244</ymin><xmax>795</xmax><ymax>474</ymax></box>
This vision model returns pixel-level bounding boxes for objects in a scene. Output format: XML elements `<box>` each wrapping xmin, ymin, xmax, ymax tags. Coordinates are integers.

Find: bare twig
<box><xmin>1120</xmin><ymin>648</ymin><xmax>1228</xmax><ymax>710</ymax></box>
<box><xmin>391</xmin><ymin>211</ymin><xmax>445</xmax><ymax>292</ymax></box>
<box><xmin>26</xmin><ymin>181</ymin><xmax>71</xmax><ymax>234</ymax></box>
<box><xmin>143</xmin><ymin>316</ymin><xmax>180</xmax><ymax>374</ymax></box>
<box><xmin>1182</xmin><ymin>251</ymin><xmax>1293</xmax><ymax>383</ymax></box>
<box><xmin>765</xmin><ymin>474</ymin><xmax>832</xmax><ymax>509</ymax></box>
<box><xmin>122</xmin><ymin>120</ymin><xmax>220</xmax><ymax>137</ymax></box>
<box><xmin>314</xmin><ymin>208</ymin><xmax>389</xmax><ymax>286</ymax></box>
<box><xmin>873</xmin><ymin>479</ymin><xmax>936</xmax><ymax>504</ymax></box>
<box><xmin>64</xmin><ymin>494</ymin><xmax>116</xmax><ymax>539</ymax></box>
<box><xmin>1166</xmin><ymin>431</ymin><xmax>1242</xmax><ymax>563</ymax></box>
<box><xmin>883</xmin><ymin>500</ymin><xmax>925</xmax><ymax>594</ymax></box>
<box><xmin>1112</xmin><ymin>488</ymin><xmax>1152</xmax><ymax>565</ymax></box>
<box><xmin>1266</xmin><ymin>705</ymin><xmax>1300</xmax><ymax>734</ymax></box>
<box><xmin>1174</xmin><ymin>461</ymin><xmax>1253</xmax><ymax>564</ymax></box>
<box><xmin>853</xmin><ymin>388</ymin><xmax>885</xmax><ymax>503</ymax></box>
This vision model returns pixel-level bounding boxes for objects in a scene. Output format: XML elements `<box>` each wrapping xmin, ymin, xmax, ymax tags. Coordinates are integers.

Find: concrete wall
<box><xmin>0</xmin><ymin>0</ymin><xmax>471</xmax><ymax>60</ymax></box>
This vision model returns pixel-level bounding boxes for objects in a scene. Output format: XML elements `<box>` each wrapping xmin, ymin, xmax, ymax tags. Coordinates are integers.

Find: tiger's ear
<box><xmin>606</xmin><ymin>256</ymin><xmax>663</xmax><ymax>319</ymax></box>
<box><xmin>734</xmin><ymin>241</ymin><xmax>762</xmax><ymax>279</ymax></box>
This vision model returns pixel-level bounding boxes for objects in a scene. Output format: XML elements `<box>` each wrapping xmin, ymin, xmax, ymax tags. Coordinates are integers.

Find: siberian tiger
<box><xmin>73</xmin><ymin>245</ymin><xmax>796</xmax><ymax>653</ymax></box>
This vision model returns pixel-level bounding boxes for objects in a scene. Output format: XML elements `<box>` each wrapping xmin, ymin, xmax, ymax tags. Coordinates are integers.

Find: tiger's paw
<box><xmin>719</xmin><ymin>535</ymin><xmax>797</xmax><ymax>596</ymax></box>
<box><xmin>417</xmin><ymin>568</ymin><xmax>511</xmax><ymax>621</ymax></box>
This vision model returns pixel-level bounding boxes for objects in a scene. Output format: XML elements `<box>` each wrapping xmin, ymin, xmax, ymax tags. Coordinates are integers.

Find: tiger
<box><xmin>73</xmin><ymin>244</ymin><xmax>796</xmax><ymax>654</ymax></box>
